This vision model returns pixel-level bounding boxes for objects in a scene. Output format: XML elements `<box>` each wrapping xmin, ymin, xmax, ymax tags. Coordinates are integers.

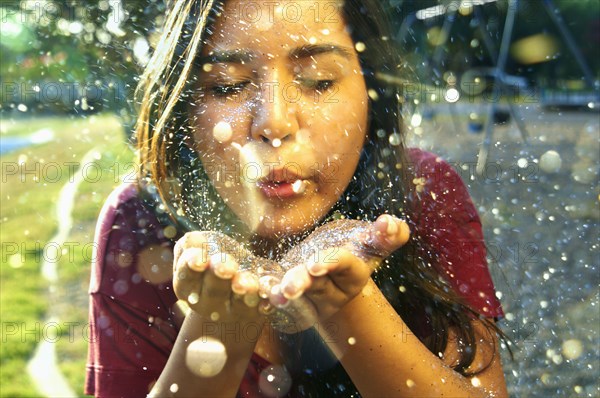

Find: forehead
<box><xmin>205</xmin><ymin>0</ymin><xmax>352</xmax><ymax>52</ymax></box>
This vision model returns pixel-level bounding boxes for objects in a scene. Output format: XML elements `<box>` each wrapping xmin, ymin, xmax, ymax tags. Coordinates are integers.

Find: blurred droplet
<box><xmin>185</xmin><ymin>337</ymin><xmax>228</xmax><ymax>377</ymax></box>
<box><xmin>517</xmin><ymin>158</ymin><xmax>528</xmax><ymax>168</ymax></box>
<box><xmin>389</xmin><ymin>133</ymin><xmax>401</xmax><ymax>146</ymax></box>
<box><xmin>213</xmin><ymin>122</ymin><xmax>233</xmax><ymax>143</ymax></box>
<box><xmin>188</xmin><ymin>292</ymin><xmax>199</xmax><ymax>305</ymax></box>
<box><xmin>539</xmin><ymin>150</ymin><xmax>562</xmax><ymax>173</ymax></box>
<box><xmin>258</xmin><ymin>365</ymin><xmax>292</xmax><ymax>398</ymax></box>
<box><xmin>562</xmin><ymin>339</ymin><xmax>583</xmax><ymax>360</ymax></box>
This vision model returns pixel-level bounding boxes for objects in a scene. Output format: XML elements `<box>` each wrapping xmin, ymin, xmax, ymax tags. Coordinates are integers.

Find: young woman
<box><xmin>86</xmin><ymin>1</ymin><xmax>509</xmax><ymax>396</ymax></box>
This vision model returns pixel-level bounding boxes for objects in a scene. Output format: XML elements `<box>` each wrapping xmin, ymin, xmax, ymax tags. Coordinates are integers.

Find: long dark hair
<box><xmin>134</xmin><ymin>0</ymin><xmax>508</xmax><ymax>393</ymax></box>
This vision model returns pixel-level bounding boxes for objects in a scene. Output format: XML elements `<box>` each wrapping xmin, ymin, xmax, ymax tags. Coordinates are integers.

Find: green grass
<box><xmin>0</xmin><ymin>114</ymin><xmax>134</xmax><ymax>397</ymax></box>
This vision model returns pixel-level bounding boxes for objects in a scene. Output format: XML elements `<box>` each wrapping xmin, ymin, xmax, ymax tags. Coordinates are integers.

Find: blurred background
<box><xmin>1</xmin><ymin>0</ymin><xmax>598</xmax><ymax>396</ymax></box>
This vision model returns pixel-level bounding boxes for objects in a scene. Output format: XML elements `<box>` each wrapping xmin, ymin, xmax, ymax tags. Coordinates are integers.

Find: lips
<box><xmin>257</xmin><ymin>168</ymin><xmax>309</xmax><ymax>199</ymax></box>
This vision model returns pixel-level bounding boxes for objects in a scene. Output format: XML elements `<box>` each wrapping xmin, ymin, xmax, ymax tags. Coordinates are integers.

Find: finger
<box><xmin>306</xmin><ymin>247</ymin><xmax>343</xmax><ymax>276</ymax></box>
<box><xmin>268</xmin><ymin>284</ymin><xmax>289</xmax><ymax>308</ymax></box>
<box><xmin>280</xmin><ymin>266</ymin><xmax>312</xmax><ymax>300</ymax></box>
<box><xmin>369</xmin><ymin>214</ymin><xmax>410</xmax><ymax>255</ymax></box>
<box><xmin>173</xmin><ymin>232</ymin><xmax>211</xmax><ymax>271</ymax></box>
<box><xmin>173</xmin><ymin>258</ymin><xmax>204</xmax><ymax>305</ymax></box>
<box><xmin>177</xmin><ymin>247</ymin><xmax>210</xmax><ymax>272</ymax></box>
<box><xmin>231</xmin><ymin>271</ymin><xmax>259</xmax><ymax>295</ymax></box>
<box><xmin>258</xmin><ymin>275</ymin><xmax>280</xmax><ymax>299</ymax></box>
<box><xmin>201</xmin><ymin>253</ymin><xmax>238</xmax><ymax>299</ymax></box>
<box><xmin>210</xmin><ymin>253</ymin><xmax>238</xmax><ymax>279</ymax></box>
<box><xmin>308</xmin><ymin>247</ymin><xmax>371</xmax><ymax>294</ymax></box>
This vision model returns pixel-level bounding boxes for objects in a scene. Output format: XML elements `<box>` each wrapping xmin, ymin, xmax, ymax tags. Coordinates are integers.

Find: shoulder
<box><xmin>406</xmin><ymin>148</ymin><xmax>463</xmax><ymax>187</ymax></box>
<box><xmin>89</xmin><ymin>182</ymin><xmax>175</xmax><ymax>293</ymax></box>
<box><xmin>405</xmin><ymin>148</ymin><xmax>476</xmax><ymax>221</ymax></box>
<box><xmin>405</xmin><ymin>148</ymin><xmax>503</xmax><ymax>318</ymax></box>
<box><xmin>94</xmin><ymin>182</ymin><xmax>142</xmax><ymax>239</ymax></box>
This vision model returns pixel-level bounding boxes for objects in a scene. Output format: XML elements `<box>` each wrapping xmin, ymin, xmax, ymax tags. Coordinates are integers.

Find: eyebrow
<box><xmin>198</xmin><ymin>49</ymin><xmax>254</xmax><ymax>65</ymax></box>
<box><xmin>197</xmin><ymin>43</ymin><xmax>353</xmax><ymax>66</ymax></box>
<box><xmin>289</xmin><ymin>44</ymin><xmax>353</xmax><ymax>60</ymax></box>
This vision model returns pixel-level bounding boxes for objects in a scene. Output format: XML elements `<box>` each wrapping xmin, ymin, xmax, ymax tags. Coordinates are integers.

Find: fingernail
<box><xmin>270</xmin><ymin>285</ymin><xmax>289</xmax><ymax>308</ymax></box>
<box><xmin>212</xmin><ymin>253</ymin><xmax>235</xmax><ymax>279</ymax></box>
<box><xmin>385</xmin><ymin>215</ymin><xmax>398</xmax><ymax>235</ymax></box>
<box><xmin>231</xmin><ymin>281</ymin><xmax>246</xmax><ymax>295</ymax></box>
<box><xmin>183</xmin><ymin>248</ymin><xmax>207</xmax><ymax>270</ymax></box>
<box><xmin>282</xmin><ymin>280</ymin><xmax>303</xmax><ymax>300</ymax></box>
<box><xmin>307</xmin><ymin>262</ymin><xmax>326</xmax><ymax>276</ymax></box>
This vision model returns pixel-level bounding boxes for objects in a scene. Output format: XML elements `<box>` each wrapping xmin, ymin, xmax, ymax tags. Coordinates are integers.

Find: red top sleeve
<box><xmin>84</xmin><ymin>183</ymin><xmax>273</xmax><ymax>397</ymax></box>
<box><xmin>407</xmin><ymin>148</ymin><xmax>503</xmax><ymax>319</ymax></box>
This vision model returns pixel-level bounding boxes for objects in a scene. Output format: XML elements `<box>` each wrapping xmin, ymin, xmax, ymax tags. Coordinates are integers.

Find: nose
<box><xmin>250</xmin><ymin>75</ymin><xmax>300</xmax><ymax>146</ymax></box>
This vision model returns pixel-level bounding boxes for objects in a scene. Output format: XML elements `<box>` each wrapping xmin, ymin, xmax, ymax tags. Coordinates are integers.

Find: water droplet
<box><xmin>163</xmin><ymin>225</ymin><xmax>177</xmax><ymax>239</ymax></box>
<box><xmin>291</xmin><ymin>179</ymin><xmax>306</xmax><ymax>194</ymax></box>
<box><xmin>258</xmin><ymin>365</ymin><xmax>292</xmax><ymax>397</ymax></box>
<box><xmin>272</xmin><ymin>138</ymin><xmax>282</xmax><ymax>148</ymax></box>
<box><xmin>355</xmin><ymin>42</ymin><xmax>366</xmax><ymax>52</ymax></box>
<box><xmin>368</xmin><ymin>89</ymin><xmax>379</xmax><ymax>101</ymax></box>
<box><xmin>186</xmin><ymin>337</ymin><xmax>228</xmax><ymax>377</ymax></box>
<box><xmin>213</xmin><ymin>121</ymin><xmax>233</xmax><ymax>143</ymax></box>
<box><xmin>562</xmin><ymin>339</ymin><xmax>583</xmax><ymax>360</ymax></box>
<box><xmin>471</xmin><ymin>377</ymin><xmax>481</xmax><ymax>387</ymax></box>
<box><xmin>539</xmin><ymin>150</ymin><xmax>562</xmax><ymax>173</ymax></box>
<box><xmin>113</xmin><ymin>280</ymin><xmax>128</xmax><ymax>295</ymax></box>
<box><xmin>169</xmin><ymin>383</ymin><xmax>179</xmax><ymax>393</ymax></box>
<box><xmin>188</xmin><ymin>292</ymin><xmax>199</xmax><ymax>305</ymax></box>
<box><xmin>348</xmin><ymin>337</ymin><xmax>356</xmax><ymax>345</ymax></box>
<box><xmin>444</xmin><ymin>88</ymin><xmax>460</xmax><ymax>103</ymax></box>
<box><xmin>389</xmin><ymin>133</ymin><xmax>401</xmax><ymax>146</ymax></box>
<box><xmin>410</xmin><ymin>113</ymin><xmax>422</xmax><ymax>127</ymax></box>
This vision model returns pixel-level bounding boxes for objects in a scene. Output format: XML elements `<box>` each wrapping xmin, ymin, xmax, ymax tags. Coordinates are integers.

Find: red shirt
<box><xmin>85</xmin><ymin>149</ymin><xmax>502</xmax><ymax>397</ymax></box>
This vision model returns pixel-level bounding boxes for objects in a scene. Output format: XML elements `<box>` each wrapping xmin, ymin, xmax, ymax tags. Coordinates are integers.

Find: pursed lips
<box><xmin>256</xmin><ymin>168</ymin><xmax>311</xmax><ymax>198</ymax></box>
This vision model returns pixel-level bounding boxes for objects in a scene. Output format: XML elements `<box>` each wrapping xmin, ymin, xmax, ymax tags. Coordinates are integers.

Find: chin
<box><xmin>250</xmin><ymin>211</ymin><xmax>324</xmax><ymax>240</ymax></box>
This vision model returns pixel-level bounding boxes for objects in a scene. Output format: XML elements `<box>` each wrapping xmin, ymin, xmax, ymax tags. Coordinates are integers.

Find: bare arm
<box><xmin>318</xmin><ymin>279</ymin><xmax>508</xmax><ymax>397</ymax></box>
<box><xmin>148</xmin><ymin>232</ymin><xmax>269</xmax><ymax>398</ymax></box>
<box><xmin>273</xmin><ymin>215</ymin><xmax>508</xmax><ymax>397</ymax></box>
<box><xmin>149</xmin><ymin>310</ymin><xmax>264</xmax><ymax>398</ymax></box>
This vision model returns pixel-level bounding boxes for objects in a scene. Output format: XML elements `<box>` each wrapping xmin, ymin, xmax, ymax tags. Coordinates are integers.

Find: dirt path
<box><xmin>26</xmin><ymin>149</ymin><xmax>100</xmax><ymax>398</ymax></box>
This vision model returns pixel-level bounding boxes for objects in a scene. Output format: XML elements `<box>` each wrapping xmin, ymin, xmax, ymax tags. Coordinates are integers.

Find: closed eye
<box><xmin>297</xmin><ymin>78</ymin><xmax>336</xmax><ymax>92</ymax></box>
<box><xmin>209</xmin><ymin>81</ymin><xmax>251</xmax><ymax>97</ymax></box>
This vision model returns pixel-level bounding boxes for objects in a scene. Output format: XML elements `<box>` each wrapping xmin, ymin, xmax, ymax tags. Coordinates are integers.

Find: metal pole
<box><xmin>542</xmin><ymin>0</ymin><xmax>597</xmax><ymax>89</ymax></box>
<box><xmin>477</xmin><ymin>0</ymin><xmax>520</xmax><ymax>175</ymax></box>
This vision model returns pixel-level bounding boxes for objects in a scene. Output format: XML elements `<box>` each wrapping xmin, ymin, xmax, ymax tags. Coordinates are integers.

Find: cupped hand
<box><xmin>271</xmin><ymin>214</ymin><xmax>410</xmax><ymax>325</ymax></box>
<box><xmin>173</xmin><ymin>231</ymin><xmax>273</xmax><ymax>324</ymax></box>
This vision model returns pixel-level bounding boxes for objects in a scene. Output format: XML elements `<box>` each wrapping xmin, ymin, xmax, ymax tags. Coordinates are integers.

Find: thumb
<box><xmin>367</xmin><ymin>214</ymin><xmax>410</xmax><ymax>256</ymax></box>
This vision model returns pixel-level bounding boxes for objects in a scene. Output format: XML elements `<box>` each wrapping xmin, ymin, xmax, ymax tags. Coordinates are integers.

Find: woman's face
<box><xmin>191</xmin><ymin>0</ymin><xmax>368</xmax><ymax>237</ymax></box>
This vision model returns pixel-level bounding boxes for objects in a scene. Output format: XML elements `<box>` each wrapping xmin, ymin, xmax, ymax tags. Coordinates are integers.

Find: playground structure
<box><xmin>396</xmin><ymin>0</ymin><xmax>599</xmax><ymax>173</ymax></box>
